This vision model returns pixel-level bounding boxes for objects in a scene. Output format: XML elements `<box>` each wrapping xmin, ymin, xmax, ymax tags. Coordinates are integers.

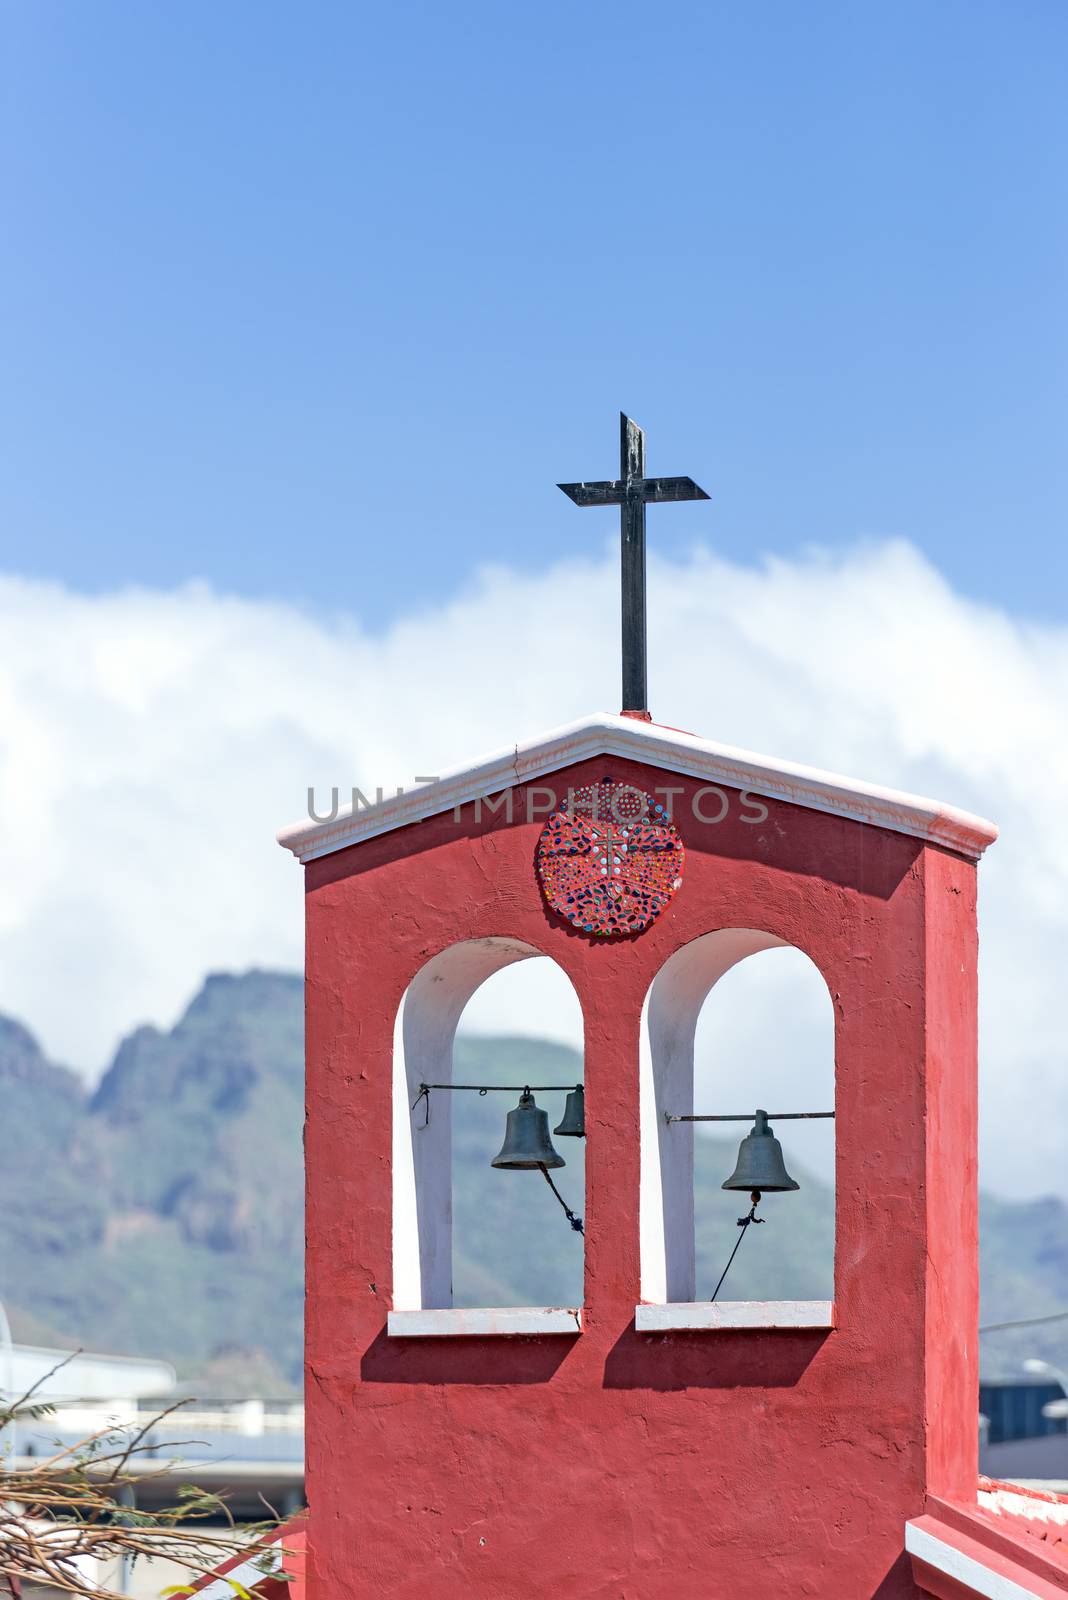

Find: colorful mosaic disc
<box><xmin>535</xmin><ymin>781</ymin><xmax>684</xmax><ymax>937</ymax></box>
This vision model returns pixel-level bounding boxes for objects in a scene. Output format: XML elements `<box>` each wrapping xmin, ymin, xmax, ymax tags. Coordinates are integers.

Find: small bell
<box><xmin>491</xmin><ymin>1090</ymin><xmax>565</xmax><ymax>1170</ymax></box>
<box><xmin>553</xmin><ymin>1085</ymin><xmax>586</xmax><ymax>1138</ymax></box>
<box><xmin>721</xmin><ymin>1109</ymin><xmax>799</xmax><ymax>1194</ymax></box>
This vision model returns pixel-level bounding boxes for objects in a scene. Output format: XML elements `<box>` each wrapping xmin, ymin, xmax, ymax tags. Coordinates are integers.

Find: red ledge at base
<box><xmin>908</xmin><ymin>1492</ymin><xmax>1068</xmax><ymax>1598</ymax></box>
<box><xmin>186</xmin><ymin>1518</ymin><xmax>305</xmax><ymax>1599</ymax></box>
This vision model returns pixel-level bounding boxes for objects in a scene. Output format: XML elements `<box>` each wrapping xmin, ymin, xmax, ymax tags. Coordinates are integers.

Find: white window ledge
<box><xmin>387</xmin><ymin>1307</ymin><xmax>583</xmax><ymax>1338</ymax></box>
<box><xmin>635</xmin><ymin>1301</ymin><xmax>835</xmax><ymax>1332</ymax></box>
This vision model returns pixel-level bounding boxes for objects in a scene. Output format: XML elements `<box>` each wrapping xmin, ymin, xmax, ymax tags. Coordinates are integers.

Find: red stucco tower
<box><xmin>278</xmin><ymin>709</ymin><xmax>1005</xmax><ymax>1599</ymax></box>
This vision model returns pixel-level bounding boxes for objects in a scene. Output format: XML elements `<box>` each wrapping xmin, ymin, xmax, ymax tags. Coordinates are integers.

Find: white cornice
<box><xmin>277</xmin><ymin>711</ymin><xmax>999</xmax><ymax>865</ymax></box>
<box><xmin>905</xmin><ymin>1517</ymin><xmax>1059</xmax><ymax>1600</ymax></box>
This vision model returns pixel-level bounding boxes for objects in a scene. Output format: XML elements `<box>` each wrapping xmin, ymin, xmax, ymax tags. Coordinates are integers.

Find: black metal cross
<box><xmin>558</xmin><ymin>413</ymin><xmax>709</xmax><ymax>715</ymax></box>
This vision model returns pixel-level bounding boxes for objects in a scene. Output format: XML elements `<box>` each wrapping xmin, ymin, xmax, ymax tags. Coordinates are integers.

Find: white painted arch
<box><xmin>639</xmin><ymin>929</ymin><xmax>835</xmax><ymax>1307</ymax></box>
<box><xmin>391</xmin><ymin>937</ymin><xmax>584</xmax><ymax>1315</ymax></box>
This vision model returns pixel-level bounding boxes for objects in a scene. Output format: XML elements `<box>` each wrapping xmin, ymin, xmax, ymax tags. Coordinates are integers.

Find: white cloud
<box><xmin>0</xmin><ymin>540</ymin><xmax>1063</xmax><ymax>1197</ymax></box>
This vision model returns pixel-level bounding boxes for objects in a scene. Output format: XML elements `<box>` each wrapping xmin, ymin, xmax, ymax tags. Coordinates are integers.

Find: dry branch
<box><xmin>0</xmin><ymin>1363</ymin><xmax>294</xmax><ymax>1599</ymax></box>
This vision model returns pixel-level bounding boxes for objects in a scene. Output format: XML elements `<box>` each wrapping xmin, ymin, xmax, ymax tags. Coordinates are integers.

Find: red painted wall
<box><xmin>301</xmin><ymin>755</ymin><xmax>980</xmax><ymax>1599</ymax></box>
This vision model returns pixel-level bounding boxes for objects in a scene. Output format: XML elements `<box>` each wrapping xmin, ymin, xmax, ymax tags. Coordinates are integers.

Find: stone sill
<box><xmin>635</xmin><ymin>1300</ymin><xmax>835</xmax><ymax>1332</ymax></box>
<box><xmin>387</xmin><ymin>1307</ymin><xmax>583</xmax><ymax>1338</ymax></box>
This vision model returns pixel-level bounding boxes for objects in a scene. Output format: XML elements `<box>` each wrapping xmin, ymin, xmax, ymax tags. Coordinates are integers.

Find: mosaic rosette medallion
<box><xmin>535</xmin><ymin>780</ymin><xmax>685</xmax><ymax>937</ymax></box>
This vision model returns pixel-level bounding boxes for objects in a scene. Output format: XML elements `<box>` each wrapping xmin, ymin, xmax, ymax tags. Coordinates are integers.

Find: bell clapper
<box><xmin>710</xmin><ymin>1188</ymin><xmax>765</xmax><ymax>1304</ymax></box>
<box><xmin>537</xmin><ymin>1161</ymin><xmax>585</xmax><ymax>1235</ymax></box>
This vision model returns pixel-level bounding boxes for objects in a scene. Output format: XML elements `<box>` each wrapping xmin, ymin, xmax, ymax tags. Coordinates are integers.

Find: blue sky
<box><xmin>3</xmin><ymin>0</ymin><xmax>1065</xmax><ymax>623</ymax></box>
<box><xmin>3</xmin><ymin>4</ymin><xmax>1068</xmax><ymax>1196</ymax></box>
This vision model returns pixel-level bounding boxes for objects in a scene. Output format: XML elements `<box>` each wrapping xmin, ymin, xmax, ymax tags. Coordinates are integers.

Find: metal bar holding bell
<box><xmin>412</xmin><ymin>1081</ymin><xmax>584</xmax><ymax>1131</ymax></box>
<box><xmin>420</xmin><ymin>1083</ymin><xmax>583</xmax><ymax>1093</ymax></box>
<box><xmin>665</xmin><ymin>1110</ymin><xmax>835</xmax><ymax>1125</ymax></box>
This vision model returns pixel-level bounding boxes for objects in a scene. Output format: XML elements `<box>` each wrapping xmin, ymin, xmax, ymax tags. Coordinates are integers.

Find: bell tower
<box><xmin>278</xmin><ymin>419</ymin><xmax>998</xmax><ymax>1599</ymax></box>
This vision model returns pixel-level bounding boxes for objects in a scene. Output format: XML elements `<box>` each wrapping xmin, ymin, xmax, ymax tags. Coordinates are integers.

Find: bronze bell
<box><xmin>553</xmin><ymin>1084</ymin><xmax>585</xmax><ymax>1138</ymax></box>
<box><xmin>721</xmin><ymin>1109</ymin><xmax>799</xmax><ymax>1194</ymax></box>
<box><xmin>491</xmin><ymin>1090</ymin><xmax>565</xmax><ymax>1170</ymax></box>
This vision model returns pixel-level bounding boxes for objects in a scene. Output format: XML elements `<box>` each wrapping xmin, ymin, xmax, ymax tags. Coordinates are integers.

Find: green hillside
<box><xmin>0</xmin><ymin>971</ymin><xmax>1063</xmax><ymax>1388</ymax></box>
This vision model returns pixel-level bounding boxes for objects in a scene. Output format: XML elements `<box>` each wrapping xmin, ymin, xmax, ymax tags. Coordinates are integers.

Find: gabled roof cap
<box><xmin>278</xmin><ymin>711</ymin><xmax>998</xmax><ymax>865</ymax></box>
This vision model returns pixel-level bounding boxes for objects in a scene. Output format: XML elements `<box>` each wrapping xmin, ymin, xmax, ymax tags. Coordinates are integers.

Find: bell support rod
<box><xmin>412</xmin><ymin>1081</ymin><xmax>582</xmax><ymax>1128</ymax></box>
<box><xmin>419</xmin><ymin>1083</ymin><xmax>582</xmax><ymax>1093</ymax></box>
<box><xmin>665</xmin><ymin>1110</ymin><xmax>835</xmax><ymax>1125</ymax></box>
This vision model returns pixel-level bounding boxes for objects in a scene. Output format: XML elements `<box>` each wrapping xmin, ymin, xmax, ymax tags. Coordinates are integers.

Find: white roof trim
<box><xmin>981</xmin><ymin>1486</ymin><xmax>1068</xmax><ymax>1527</ymax></box>
<box><xmin>278</xmin><ymin>711</ymin><xmax>998</xmax><ymax>865</ymax></box>
<box><xmin>905</xmin><ymin>1519</ymin><xmax>1055</xmax><ymax>1600</ymax></box>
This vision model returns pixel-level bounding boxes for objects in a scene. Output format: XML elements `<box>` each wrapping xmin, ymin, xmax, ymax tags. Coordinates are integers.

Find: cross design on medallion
<box><xmin>536</xmin><ymin>781</ymin><xmax>685</xmax><ymax>937</ymax></box>
<box><xmin>589</xmin><ymin>819</ymin><xmax>631</xmax><ymax>896</ymax></box>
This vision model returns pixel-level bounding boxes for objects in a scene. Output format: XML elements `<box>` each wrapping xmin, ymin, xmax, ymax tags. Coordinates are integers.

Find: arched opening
<box><xmin>691</xmin><ymin>946</ymin><xmax>834</xmax><ymax>1303</ymax></box>
<box><xmin>393</xmin><ymin>939</ymin><xmax>584</xmax><ymax>1314</ymax></box>
<box><xmin>640</xmin><ymin>931</ymin><xmax>835</xmax><ymax>1315</ymax></box>
<box><xmin>454</xmin><ymin>960</ymin><xmax>585</xmax><ymax>1309</ymax></box>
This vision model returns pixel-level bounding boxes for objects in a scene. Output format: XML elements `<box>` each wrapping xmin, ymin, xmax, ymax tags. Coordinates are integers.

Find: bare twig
<box><xmin>0</xmin><ymin>1388</ymin><xmax>298</xmax><ymax>1599</ymax></box>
